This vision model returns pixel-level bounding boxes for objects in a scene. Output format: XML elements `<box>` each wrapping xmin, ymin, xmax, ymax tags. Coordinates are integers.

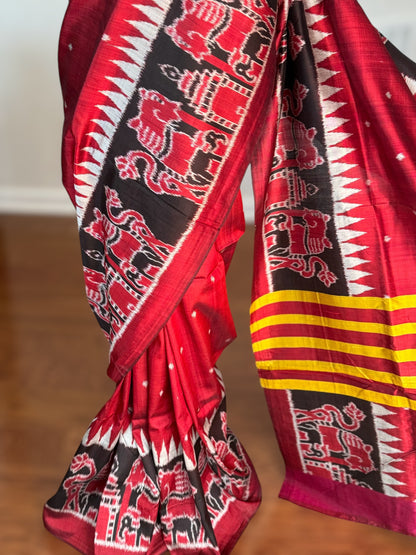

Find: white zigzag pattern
<box><xmin>82</xmin><ymin>422</ymin><xmax>120</xmax><ymax>450</ymax></box>
<box><xmin>74</xmin><ymin>0</ymin><xmax>172</xmax><ymax>224</ymax></box>
<box><xmin>304</xmin><ymin>0</ymin><xmax>373</xmax><ymax>295</ymax></box>
<box><xmin>302</xmin><ymin>0</ymin><xmax>324</xmax><ymax>8</ymax></box>
<box><xmin>372</xmin><ymin>403</ymin><xmax>407</xmax><ymax>498</ymax></box>
<box><xmin>404</xmin><ymin>74</ymin><xmax>416</xmax><ymax>96</ymax></box>
<box><xmin>83</xmin><ymin>421</ymin><xmax>198</xmax><ymax>469</ymax></box>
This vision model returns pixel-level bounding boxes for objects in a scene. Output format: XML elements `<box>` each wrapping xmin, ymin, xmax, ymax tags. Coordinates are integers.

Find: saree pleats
<box><xmin>44</xmin><ymin>195</ymin><xmax>262</xmax><ymax>553</ymax></box>
<box><xmin>45</xmin><ymin>0</ymin><xmax>416</xmax><ymax>551</ymax></box>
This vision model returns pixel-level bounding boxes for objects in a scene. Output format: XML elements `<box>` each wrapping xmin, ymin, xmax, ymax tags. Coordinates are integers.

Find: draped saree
<box><xmin>44</xmin><ymin>0</ymin><xmax>416</xmax><ymax>552</ymax></box>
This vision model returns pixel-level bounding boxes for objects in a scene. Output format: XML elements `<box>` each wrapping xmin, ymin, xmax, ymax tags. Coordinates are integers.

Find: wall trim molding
<box><xmin>0</xmin><ymin>185</ymin><xmax>75</xmax><ymax>216</ymax></box>
<box><xmin>0</xmin><ymin>182</ymin><xmax>255</xmax><ymax>222</ymax></box>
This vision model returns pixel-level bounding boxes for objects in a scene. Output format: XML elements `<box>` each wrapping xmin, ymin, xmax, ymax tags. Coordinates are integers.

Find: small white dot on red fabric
<box><xmin>208</xmin><ymin>329</ymin><xmax>211</xmax><ymax>335</ymax></box>
<box><xmin>384</xmin><ymin>235</ymin><xmax>391</xmax><ymax>242</ymax></box>
<box><xmin>365</xmin><ymin>179</ymin><xmax>371</xmax><ymax>186</ymax></box>
<box><xmin>386</xmin><ymin>91</ymin><xmax>392</xmax><ymax>99</ymax></box>
<box><xmin>102</xmin><ymin>34</ymin><xmax>110</xmax><ymax>41</ymax></box>
<box><xmin>365</xmin><ymin>121</ymin><xmax>371</xmax><ymax>127</ymax></box>
<box><xmin>226</xmin><ymin>338</ymin><xmax>232</xmax><ymax>343</ymax></box>
<box><xmin>168</xmin><ymin>363</ymin><xmax>174</xmax><ymax>370</ymax></box>
<box><xmin>191</xmin><ymin>311</ymin><xmax>197</xmax><ymax>318</ymax></box>
<box><xmin>142</xmin><ymin>380</ymin><xmax>148</xmax><ymax>388</ymax></box>
<box><xmin>396</xmin><ymin>153</ymin><xmax>405</xmax><ymax>161</ymax></box>
<box><xmin>211</xmin><ymin>275</ymin><xmax>215</xmax><ymax>283</ymax></box>
<box><xmin>160</xmin><ymin>390</ymin><xmax>164</xmax><ymax>396</ymax></box>
<box><xmin>184</xmin><ymin>434</ymin><xmax>188</xmax><ymax>441</ymax></box>
<box><xmin>180</xmin><ymin>347</ymin><xmax>184</xmax><ymax>354</ymax></box>
<box><xmin>209</xmin><ymin>368</ymin><xmax>214</xmax><ymax>374</ymax></box>
<box><xmin>68</xmin><ymin>43</ymin><xmax>73</xmax><ymax>51</ymax></box>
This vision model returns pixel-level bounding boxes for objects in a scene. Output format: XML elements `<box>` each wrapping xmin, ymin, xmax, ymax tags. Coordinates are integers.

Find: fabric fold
<box><xmin>250</xmin><ymin>0</ymin><xmax>416</xmax><ymax>537</ymax></box>
<box><xmin>44</xmin><ymin>199</ymin><xmax>261</xmax><ymax>553</ymax></box>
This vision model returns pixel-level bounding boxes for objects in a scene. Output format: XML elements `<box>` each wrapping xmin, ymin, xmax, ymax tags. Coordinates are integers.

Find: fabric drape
<box><xmin>44</xmin><ymin>0</ymin><xmax>416</xmax><ymax>552</ymax></box>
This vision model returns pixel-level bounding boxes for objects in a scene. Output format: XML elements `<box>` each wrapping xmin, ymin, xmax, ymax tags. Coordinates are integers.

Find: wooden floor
<box><xmin>2</xmin><ymin>215</ymin><xmax>416</xmax><ymax>554</ymax></box>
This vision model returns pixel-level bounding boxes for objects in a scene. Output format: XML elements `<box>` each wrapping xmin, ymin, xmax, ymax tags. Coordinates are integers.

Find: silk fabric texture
<box><xmin>44</xmin><ymin>0</ymin><xmax>416</xmax><ymax>553</ymax></box>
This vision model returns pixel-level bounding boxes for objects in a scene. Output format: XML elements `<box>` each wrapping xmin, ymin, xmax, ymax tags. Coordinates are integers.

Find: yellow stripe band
<box><xmin>252</xmin><ymin>336</ymin><xmax>416</xmax><ymax>363</ymax></box>
<box><xmin>256</xmin><ymin>359</ymin><xmax>416</xmax><ymax>389</ymax></box>
<box><xmin>260</xmin><ymin>378</ymin><xmax>416</xmax><ymax>410</ymax></box>
<box><xmin>250</xmin><ymin>290</ymin><xmax>416</xmax><ymax>314</ymax></box>
<box><xmin>250</xmin><ymin>313</ymin><xmax>416</xmax><ymax>336</ymax></box>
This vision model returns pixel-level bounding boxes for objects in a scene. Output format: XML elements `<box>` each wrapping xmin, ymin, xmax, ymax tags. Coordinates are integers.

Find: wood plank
<box><xmin>2</xmin><ymin>215</ymin><xmax>416</xmax><ymax>554</ymax></box>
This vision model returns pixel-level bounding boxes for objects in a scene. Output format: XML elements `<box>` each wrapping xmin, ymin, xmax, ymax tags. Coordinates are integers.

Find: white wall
<box><xmin>361</xmin><ymin>0</ymin><xmax>416</xmax><ymax>55</ymax></box>
<box><xmin>1</xmin><ymin>1</ymin><xmax>416</xmax><ymax>215</ymax></box>
<box><xmin>0</xmin><ymin>0</ymin><xmax>71</xmax><ymax>213</ymax></box>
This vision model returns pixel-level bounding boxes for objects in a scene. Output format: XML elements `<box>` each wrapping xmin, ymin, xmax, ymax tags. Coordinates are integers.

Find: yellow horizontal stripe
<box><xmin>256</xmin><ymin>359</ymin><xmax>416</xmax><ymax>389</ymax></box>
<box><xmin>252</xmin><ymin>336</ymin><xmax>416</xmax><ymax>363</ymax></box>
<box><xmin>250</xmin><ymin>290</ymin><xmax>416</xmax><ymax>314</ymax></box>
<box><xmin>260</xmin><ymin>378</ymin><xmax>416</xmax><ymax>411</ymax></box>
<box><xmin>250</xmin><ymin>313</ymin><xmax>416</xmax><ymax>337</ymax></box>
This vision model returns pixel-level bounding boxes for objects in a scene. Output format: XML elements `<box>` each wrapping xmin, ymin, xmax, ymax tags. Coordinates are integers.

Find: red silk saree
<box><xmin>44</xmin><ymin>0</ymin><xmax>416</xmax><ymax>552</ymax></box>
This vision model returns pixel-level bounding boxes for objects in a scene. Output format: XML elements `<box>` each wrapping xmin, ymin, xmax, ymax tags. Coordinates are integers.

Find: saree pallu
<box><xmin>44</xmin><ymin>0</ymin><xmax>416</xmax><ymax>552</ymax></box>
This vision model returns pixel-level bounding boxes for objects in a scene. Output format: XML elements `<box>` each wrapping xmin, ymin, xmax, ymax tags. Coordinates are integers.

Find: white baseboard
<box><xmin>0</xmin><ymin>185</ymin><xmax>75</xmax><ymax>216</ymax></box>
<box><xmin>0</xmin><ymin>182</ymin><xmax>255</xmax><ymax>223</ymax></box>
